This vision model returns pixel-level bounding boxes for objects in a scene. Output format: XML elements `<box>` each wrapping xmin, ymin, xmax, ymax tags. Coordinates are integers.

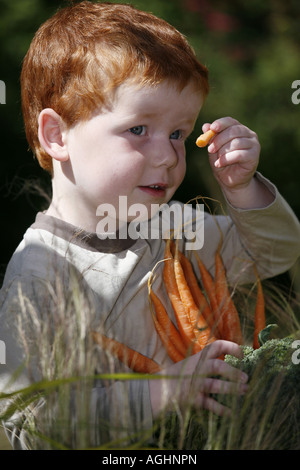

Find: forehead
<box><xmin>112</xmin><ymin>80</ymin><xmax>203</xmax><ymax>121</ymax></box>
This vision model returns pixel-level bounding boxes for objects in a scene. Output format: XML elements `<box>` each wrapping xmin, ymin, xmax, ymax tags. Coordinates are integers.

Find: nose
<box><xmin>149</xmin><ymin>136</ymin><xmax>179</xmax><ymax>169</ymax></box>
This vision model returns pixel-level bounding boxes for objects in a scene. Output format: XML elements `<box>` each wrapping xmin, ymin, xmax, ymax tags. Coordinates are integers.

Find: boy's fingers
<box><xmin>201</xmin><ymin>122</ymin><xmax>212</xmax><ymax>133</ymax></box>
<box><xmin>200</xmin><ymin>339</ymin><xmax>244</xmax><ymax>360</ymax></box>
<box><xmin>213</xmin><ymin>149</ymin><xmax>254</xmax><ymax>169</ymax></box>
<box><xmin>200</xmin><ymin>377</ymin><xmax>248</xmax><ymax>395</ymax></box>
<box><xmin>208</xmin><ymin>136</ymin><xmax>253</xmax><ymax>156</ymax></box>
<box><xmin>197</xmin><ymin>394</ymin><xmax>231</xmax><ymax>417</ymax></box>
<box><xmin>210</xmin><ymin>116</ymin><xmax>240</xmax><ymax>133</ymax></box>
<box><xmin>193</xmin><ymin>340</ymin><xmax>249</xmax><ymax>385</ymax></box>
<box><xmin>208</xmin><ymin>126</ymin><xmax>257</xmax><ymax>153</ymax></box>
<box><xmin>195</xmin><ymin>358</ymin><xmax>248</xmax><ymax>385</ymax></box>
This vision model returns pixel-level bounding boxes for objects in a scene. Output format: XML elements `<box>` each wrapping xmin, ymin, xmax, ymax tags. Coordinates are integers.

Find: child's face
<box><xmin>62</xmin><ymin>80</ymin><xmax>203</xmax><ymax>230</ymax></box>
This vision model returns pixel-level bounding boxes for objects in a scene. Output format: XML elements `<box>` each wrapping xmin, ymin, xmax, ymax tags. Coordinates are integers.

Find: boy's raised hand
<box><xmin>201</xmin><ymin>117</ymin><xmax>274</xmax><ymax>209</ymax></box>
<box><xmin>204</xmin><ymin>117</ymin><xmax>259</xmax><ymax>190</ymax></box>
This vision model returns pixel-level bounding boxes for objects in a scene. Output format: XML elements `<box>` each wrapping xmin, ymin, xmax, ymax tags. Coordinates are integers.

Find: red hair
<box><xmin>21</xmin><ymin>1</ymin><xmax>209</xmax><ymax>173</ymax></box>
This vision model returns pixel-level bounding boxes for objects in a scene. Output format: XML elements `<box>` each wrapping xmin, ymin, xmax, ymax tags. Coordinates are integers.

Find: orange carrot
<box><xmin>213</xmin><ymin>248</ymin><xmax>226</xmax><ymax>337</ymax></box>
<box><xmin>171</xmin><ymin>241</ymin><xmax>219</xmax><ymax>337</ymax></box>
<box><xmin>91</xmin><ymin>331</ymin><xmax>161</xmax><ymax>374</ymax></box>
<box><xmin>194</xmin><ymin>251</ymin><xmax>221</xmax><ymax>332</ymax></box>
<box><xmin>149</xmin><ymin>288</ymin><xmax>187</xmax><ymax>359</ymax></box>
<box><xmin>196</xmin><ymin>129</ymin><xmax>216</xmax><ymax>148</ymax></box>
<box><xmin>163</xmin><ymin>239</ymin><xmax>199</xmax><ymax>350</ymax></box>
<box><xmin>253</xmin><ymin>268</ymin><xmax>266</xmax><ymax>350</ymax></box>
<box><xmin>149</xmin><ymin>294</ymin><xmax>186</xmax><ymax>363</ymax></box>
<box><xmin>173</xmin><ymin>242</ymin><xmax>216</xmax><ymax>351</ymax></box>
<box><xmin>214</xmin><ymin>248</ymin><xmax>243</xmax><ymax>344</ymax></box>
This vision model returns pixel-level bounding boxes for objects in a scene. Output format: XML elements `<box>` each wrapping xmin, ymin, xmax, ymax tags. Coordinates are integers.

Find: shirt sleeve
<box><xmin>191</xmin><ymin>173</ymin><xmax>300</xmax><ymax>285</ymax></box>
<box><xmin>225</xmin><ymin>173</ymin><xmax>300</xmax><ymax>283</ymax></box>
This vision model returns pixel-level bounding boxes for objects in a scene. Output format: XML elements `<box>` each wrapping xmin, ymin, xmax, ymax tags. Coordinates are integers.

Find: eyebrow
<box><xmin>125</xmin><ymin>111</ymin><xmax>197</xmax><ymax>127</ymax></box>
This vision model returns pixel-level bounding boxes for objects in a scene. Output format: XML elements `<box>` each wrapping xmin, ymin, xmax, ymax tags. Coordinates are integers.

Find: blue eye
<box><xmin>129</xmin><ymin>126</ymin><xmax>146</xmax><ymax>136</ymax></box>
<box><xmin>170</xmin><ymin>130</ymin><xmax>182</xmax><ymax>140</ymax></box>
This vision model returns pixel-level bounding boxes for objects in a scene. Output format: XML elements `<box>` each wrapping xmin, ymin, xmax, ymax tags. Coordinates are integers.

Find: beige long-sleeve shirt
<box><xmin>1</xmin><ymin>173</ymin><xmax>300</xmax><ymax>449</ymax></box>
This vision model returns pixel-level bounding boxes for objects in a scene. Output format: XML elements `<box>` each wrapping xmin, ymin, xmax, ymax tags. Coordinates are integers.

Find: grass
<box><xmin>1</xmin><ymin>235</ymin><xmax>300</xmax><ymax>450</ymax></box>
<box><xmin>0</xmin><ymin>427</ymin><xmax>11</xmax><ymax>450</ymax></box>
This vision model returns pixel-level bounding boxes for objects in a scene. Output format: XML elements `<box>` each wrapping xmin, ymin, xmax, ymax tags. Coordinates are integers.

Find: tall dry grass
<box><xmin>0</xmin><ymin>270</ymin><xmax>299</xmax><ymax>450</ymax></box>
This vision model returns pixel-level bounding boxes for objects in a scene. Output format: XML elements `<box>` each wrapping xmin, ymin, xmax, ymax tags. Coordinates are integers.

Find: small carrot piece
<box><xmin>196</xmin><ymin>129</ymin><xmax>216</xmax><ymax>148</ymax></box>
<box><xmin>91</xmin><ymin>331</ymin><xmax>161</xmax><ymax>374</ymax></box>
<box><xmin>173</xmin><ymin>243</ymin><xmax>216</xmax><ymax>351</ymax></box>
<box><xmin>214</xmin><ymin>249</ymin><xmax>243</xmax><ymax>344</ymax></box>
<box><xmin>149</xmin><ymin>288</ymin><xmax>187</xmax><ymax>359</ymax></box>
<box><xmin>253</xmin><ymin>268</ymin><xmax>266</xmax><ymax>350</ymax></box>
<box><xmin>163</xmin><ymin>240</ymin><xmax>198</xmax><ymax>350</ymax></box>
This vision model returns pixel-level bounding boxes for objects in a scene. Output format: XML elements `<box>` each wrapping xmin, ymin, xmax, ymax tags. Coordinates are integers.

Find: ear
<box><xmin>38</xmin><ymin>108</ymin><xmax>69</xmax><ymax>162</ymax></box>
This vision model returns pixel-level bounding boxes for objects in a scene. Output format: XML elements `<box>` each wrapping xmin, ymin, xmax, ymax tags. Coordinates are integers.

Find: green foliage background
<box><xmin>0</xmin><ymin>0</ymin><xmax>300</xmax><ymax>282</ymax></box>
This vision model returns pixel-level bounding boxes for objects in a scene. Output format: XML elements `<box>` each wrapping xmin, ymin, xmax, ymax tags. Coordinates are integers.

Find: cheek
<box><xmin>97</xmin><ymin>158</ymin><xmax>144</xmax><ymax>194</ymax></box>
<box><xmin>112</xmin><ymin>150</ymin><xmax>147</xmax><ymax>180</ymax></box>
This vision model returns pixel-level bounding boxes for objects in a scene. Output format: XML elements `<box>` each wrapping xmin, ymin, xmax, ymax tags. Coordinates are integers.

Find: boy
<box><xmin>1</xmin><ymin>1</ymin><xmax>300</xmax><ymax>449</ymax></box>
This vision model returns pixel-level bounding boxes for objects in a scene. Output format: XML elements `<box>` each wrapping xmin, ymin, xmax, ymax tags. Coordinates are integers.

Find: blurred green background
<box><xmin>0</xmin><ymin>0</ymin><xmax>300</xmax><ymax>284</ymax></box>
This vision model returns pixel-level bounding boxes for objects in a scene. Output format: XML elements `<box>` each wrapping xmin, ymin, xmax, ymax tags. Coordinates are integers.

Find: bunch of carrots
<box><xmin>92</xmin><ymin>237</ymin><xmax>265</xmax><ymax>374</ymax></box>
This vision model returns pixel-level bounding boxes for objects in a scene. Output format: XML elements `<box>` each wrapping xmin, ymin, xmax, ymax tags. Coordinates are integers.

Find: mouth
<box><xmin>138</xmin><ymin>183</ymin><xmax>168</xmax><ymax>197</ymax></box>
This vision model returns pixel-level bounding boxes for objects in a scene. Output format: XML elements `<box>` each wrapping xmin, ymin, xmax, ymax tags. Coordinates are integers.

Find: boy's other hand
<box><xmin>149</xmin><ymin>339</ymin><xmax>248</xmax><ymax>418</ymax></box>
